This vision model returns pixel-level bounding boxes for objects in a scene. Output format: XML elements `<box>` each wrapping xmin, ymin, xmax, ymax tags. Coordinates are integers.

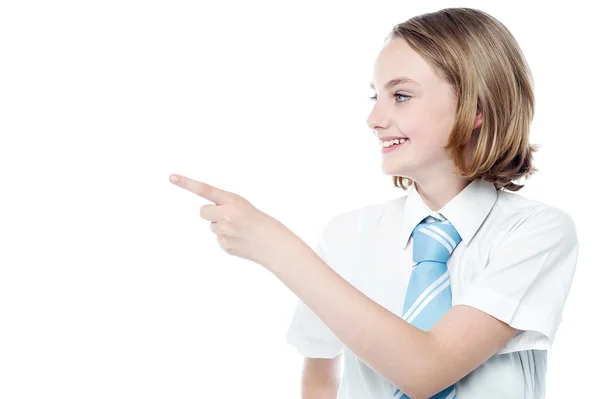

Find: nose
<box><xmin>366</xmin><ymin>100</ymin><xmax>391</xmax><ymax>132</ymax></box>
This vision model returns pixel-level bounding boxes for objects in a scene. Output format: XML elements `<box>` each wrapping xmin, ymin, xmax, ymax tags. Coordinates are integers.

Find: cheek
<box><xmin>406</xmin><ymin>100</ymin><xmax>454</xmax><ymax>147</ymax></box>
<box><xmin>396</xmin><ymin>106</ymin><xmax>446</xmax><ymax>147</ymax></box>
<box><xmin>395</xmin><ymin>105</ymin><xmax>427</xmax><ymax>138</ymax></box>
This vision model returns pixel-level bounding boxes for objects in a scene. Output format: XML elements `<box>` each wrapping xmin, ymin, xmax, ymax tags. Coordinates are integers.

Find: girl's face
<box><xmin>367</xmin><ymin>37</ymin><xmax>460</xmax><ymax>183</ymax></box>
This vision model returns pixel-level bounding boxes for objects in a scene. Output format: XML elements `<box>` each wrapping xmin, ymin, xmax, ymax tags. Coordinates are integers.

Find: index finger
<box><xmin>169</xmin><ymin>174</ymin><xmax>234</xmax><ymax>205</ymax></box>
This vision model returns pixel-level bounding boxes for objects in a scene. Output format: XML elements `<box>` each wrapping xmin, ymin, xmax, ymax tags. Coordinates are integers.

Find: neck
<box><xmin>414</xmin><ymin>176</ymin><xmax>471</xmax><ymax>211</ymax></box>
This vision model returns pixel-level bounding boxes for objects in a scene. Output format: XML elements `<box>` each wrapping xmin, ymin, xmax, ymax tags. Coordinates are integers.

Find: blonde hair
<box><xmin>386</xmin><ymin>7</ymin><xmax>539</xmax><ymax>191</ymax></box>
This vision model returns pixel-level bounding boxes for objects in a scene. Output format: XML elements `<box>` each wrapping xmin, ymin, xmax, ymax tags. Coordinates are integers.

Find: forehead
<box><xmin>370</xmin><ymin>38</ymin><xmax>435</xmax><ymax>90</ymax></box>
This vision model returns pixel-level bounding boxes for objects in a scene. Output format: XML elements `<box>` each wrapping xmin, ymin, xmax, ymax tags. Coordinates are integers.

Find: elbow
<box><xmin>398</xmin><ymin>382</ymin><xmax>431</xmax><ymax>399</ymax></box>
<box><xmin>400</xmin><ymin>379</ymin><xmax>448</xmax><ymax>399</ymax></box>
<box><xmin>391</xmin><ymin>366</ymin><xmax>434</xmax><ymax>399</ymax></box>
<box><xmin>393</xmin><ymin>336</ymin><xmax>448</xmax><ymax>399</ymax></box>
<box><xmin>404</xmin><ymin>388</ymin><xmax>440</xmax><ymax>399</ymax></box>
<box><xmin>399</xmin><ymin>371</ymin><xmax>458</xmax><ymax>399</ymax></box>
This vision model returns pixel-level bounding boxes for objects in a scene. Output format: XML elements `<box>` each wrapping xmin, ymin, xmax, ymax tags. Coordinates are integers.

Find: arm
<box><xmin>301</xmin><ymin>354</ymin><xmax>343</xmax><ymax>399</ymax></box>
<box><xmin>270</xmin><ymin>210</ymin><xmax>577</xmax><ymax>399</ymax></box>
<box><xmin>275</xmin><ymin>247</ymin><xmax>514</xmax><ymax>398</ymax></box>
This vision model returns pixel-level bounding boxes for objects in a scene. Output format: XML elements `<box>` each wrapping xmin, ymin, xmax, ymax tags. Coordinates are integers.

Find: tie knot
<box><xmin>411</xmin><ymin>218</ymin><xmax>462</xmax><ymax>264</ymax></box>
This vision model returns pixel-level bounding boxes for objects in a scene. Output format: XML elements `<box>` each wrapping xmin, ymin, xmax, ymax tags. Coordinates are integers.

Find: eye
<box><xmin>368</xmin><ymin>93</ymin><xmax>411</xmax><ymax>103</ymax></box>
<box><xmin>395</xmin><ymin>93</ymin><xmax>411</xmax><ymax>103</ymax></box>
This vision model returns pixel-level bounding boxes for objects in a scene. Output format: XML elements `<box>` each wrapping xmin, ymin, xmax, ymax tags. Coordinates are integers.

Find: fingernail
<box><xmin>170</xmin><ymin>175</ymin><xmax>179</xmax><ymax>183</ymax></box>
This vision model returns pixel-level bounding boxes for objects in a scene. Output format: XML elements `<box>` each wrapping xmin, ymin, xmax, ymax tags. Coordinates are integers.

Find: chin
<box><xmin>381</xmin><ymin>159</ymin><xmax>410</xmax><ymax>174</ymax></box>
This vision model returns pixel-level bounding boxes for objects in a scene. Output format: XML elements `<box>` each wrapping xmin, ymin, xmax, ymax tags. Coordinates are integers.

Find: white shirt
<box><xmin>286</xmin><ymin>179</ymin><xmax>578</xmax><ymax>398</ymax></box>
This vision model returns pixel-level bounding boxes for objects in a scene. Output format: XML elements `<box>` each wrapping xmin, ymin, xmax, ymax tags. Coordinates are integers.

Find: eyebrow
<box><xmin>369</xmin><ymin>77</ymin><xmax>419</xmax><ymax>90</ymax></box>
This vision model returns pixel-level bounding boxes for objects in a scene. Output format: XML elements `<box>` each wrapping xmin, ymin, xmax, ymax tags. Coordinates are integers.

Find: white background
<box><xmin>0</xmin><ymin>0</ymin><xmax>597</xmax><ymax>397</ymax></box>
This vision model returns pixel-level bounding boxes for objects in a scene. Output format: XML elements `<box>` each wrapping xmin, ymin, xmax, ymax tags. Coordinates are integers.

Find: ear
<box><xmin>473</xmin><ymin>111</ymin><xmax>483</xmax><ymax>130</ymax></box>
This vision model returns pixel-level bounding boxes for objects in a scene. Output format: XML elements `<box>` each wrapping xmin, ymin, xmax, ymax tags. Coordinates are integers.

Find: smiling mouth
<box><xmin>381</xmin><ymin>138</ymin><xmax>409</xmax><ymax>153</ymax></box>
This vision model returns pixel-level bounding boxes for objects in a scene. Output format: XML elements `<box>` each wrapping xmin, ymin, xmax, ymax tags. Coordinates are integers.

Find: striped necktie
<box><xmin>393</xmin><ymin>216</ymin><xmax>462</xmax><ymax>399</ymax></box>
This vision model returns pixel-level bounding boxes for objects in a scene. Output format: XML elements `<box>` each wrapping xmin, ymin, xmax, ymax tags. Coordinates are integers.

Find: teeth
<box><xmin>381</xmin><ymin>138</ymin><xmax>407</xmax><ymax>147</ymax></box>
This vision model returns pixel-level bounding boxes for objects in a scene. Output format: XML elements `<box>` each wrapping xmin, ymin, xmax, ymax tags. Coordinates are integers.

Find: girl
<box><xmin>170</xmin><ymin>6</ymin><xmax>578</xmax><ymax>399</ymax></box>
<box><xmin>285</xmin><ymin>7</ymin><xmax>578</xmax><ymax>399</ymax></box>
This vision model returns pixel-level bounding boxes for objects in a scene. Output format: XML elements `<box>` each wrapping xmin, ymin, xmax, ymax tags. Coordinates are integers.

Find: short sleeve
<box><xmin>453</xmin><ymin>208</ymin><xmax>579</xmax><ymax>354</ymax></box>
<box><xmin>285</xmin><ymin>227</ymin><xmax>344</xmax><ymax>359</ymax></box>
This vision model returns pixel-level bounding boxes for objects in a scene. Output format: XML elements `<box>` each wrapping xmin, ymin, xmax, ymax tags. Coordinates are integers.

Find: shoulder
<box><xmin>460</xmin><ymin>191</ymin><xmax>579</xmax><ymax>351</ymax></box>
<box><xmin>491</xmin><ymin>190</ymin><xmax>577</xmax><ymax>246</ymax></box>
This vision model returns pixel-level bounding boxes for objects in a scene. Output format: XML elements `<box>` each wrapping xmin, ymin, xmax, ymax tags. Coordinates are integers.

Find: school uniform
<box><xmin>286</xmin><ymin>178</ymin><xmax>578</xmax><ymax>398</ymax></box>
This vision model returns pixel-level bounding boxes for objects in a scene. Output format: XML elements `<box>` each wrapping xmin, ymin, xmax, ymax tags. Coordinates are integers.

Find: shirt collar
<box><xmin>398</xmin><ymin>179</ymin><xmax>498</xmax><ymax>249</ymax></box>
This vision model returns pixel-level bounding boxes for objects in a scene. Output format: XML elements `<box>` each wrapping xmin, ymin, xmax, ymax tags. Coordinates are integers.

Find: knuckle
<box><xmin>233</xmin><ymin>195</ymin><xmax>245</xmax><ymax>204</ymax></box>
<box><xmin>223</xmin><ymin>206</ymin><xmax>238</xmax><ymax>222</ymax></box>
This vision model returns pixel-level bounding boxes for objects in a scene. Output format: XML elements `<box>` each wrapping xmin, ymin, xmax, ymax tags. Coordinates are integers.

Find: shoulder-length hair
<box><xmin>387</xmin><ymin>7</ymin><xmax>539</xmax><ymax>191</ymax></box>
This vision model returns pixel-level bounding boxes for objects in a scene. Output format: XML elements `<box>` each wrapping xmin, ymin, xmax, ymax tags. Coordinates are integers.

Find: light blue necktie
<box><xmin>393</xmin><ymin>216</ymin><xmax>462</xmax><ymax>399</ymax></box>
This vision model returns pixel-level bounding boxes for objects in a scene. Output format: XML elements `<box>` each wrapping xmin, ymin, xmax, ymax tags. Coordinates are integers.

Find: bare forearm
<box><xmin>301</xmin><ymin>383</ymin><xmax>339</xmax><ymax>399</ymax></box>
<box><xmin>301</xmin><ymin>356</ymin><xmax>342</xmax><ymax>399</ymax></box>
